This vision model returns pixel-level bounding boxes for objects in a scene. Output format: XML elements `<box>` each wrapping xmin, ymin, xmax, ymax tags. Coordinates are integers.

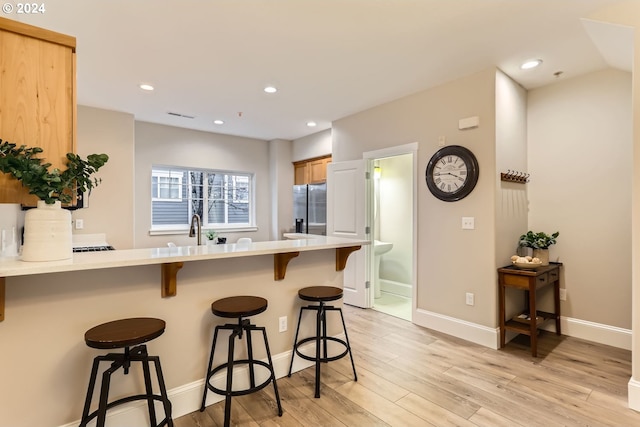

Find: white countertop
<box><xmin>0</xmin><ymin>235</ymin><xmax>368</xmax><ymax>278</ymax></box>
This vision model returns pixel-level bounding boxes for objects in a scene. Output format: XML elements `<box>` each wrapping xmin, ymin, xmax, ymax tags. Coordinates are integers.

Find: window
<box><xmin>152</xmin><ymin>170</ymin><xmax>183</xmax><ymax>201</ymax></box>
<box><xmin>151</xmin><ymin>166</ymin><xmax>254</xmax><ymax>232</ymax></box>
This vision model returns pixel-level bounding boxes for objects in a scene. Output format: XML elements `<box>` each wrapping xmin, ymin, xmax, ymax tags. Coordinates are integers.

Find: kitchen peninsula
<box><xmin>0</xmin><ymin>236</ymin><xmax>366</xmax><ymax>427</ymax></box>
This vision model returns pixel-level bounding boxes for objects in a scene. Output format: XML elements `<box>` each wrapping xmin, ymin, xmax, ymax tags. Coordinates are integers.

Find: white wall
<box><xmin>292</xmin><ymin>128</ymin><xmax>331</xmax><ymax>161</ymax></box>
<box><xmin>528</xmin><ymin>68</ymin><xmax>632</xmax><ymax>328</ymax></box>
<box><xmin>134</xmin><ymin>121</ymin><xmax>271</xmax><ymax>247</ymax></box>
<box><xmin>74</xmin><ymin>106</ymin><xmax>135</xmax><ymax>250</ymax></box>
<box><xmin>495</xmin><ymin>71</ymin><xmax>529</xmax><ymax>320</ymax></box>
<box><xmin>269</xmin><ymin>138</ymin><xmax>295</xmax><ymax>239</ymax></box>
<box><xmin>378</xmin><ymin>153</ymin><xmax>413</xmax><ymax>286</ymax></box>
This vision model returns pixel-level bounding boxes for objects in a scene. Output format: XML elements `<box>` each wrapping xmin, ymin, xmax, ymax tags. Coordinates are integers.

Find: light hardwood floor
<box><xmin>175</xmin><ymin>305</ymin><xmax>640</xmax><ymax>427</ymax></box>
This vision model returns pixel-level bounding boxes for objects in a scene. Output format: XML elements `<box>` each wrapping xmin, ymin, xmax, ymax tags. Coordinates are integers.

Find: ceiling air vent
<box><xmin>167</xmin><ymin>112</ymin><xmax>196</xmax><ymax>119</ymax></box>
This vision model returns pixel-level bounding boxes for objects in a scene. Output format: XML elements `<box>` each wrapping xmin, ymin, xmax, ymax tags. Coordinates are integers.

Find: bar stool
<box><xmin>80</xmin><ymin>317</ymin><xmax>172</xmax><ymax>427</ymax></box>
<box><xmin>287</xmin><ymin>286</ymin><xmax>357</xmax><ymax>397</ymax></box>
<box><xmin>200</xmin><ymin>296</ymin><xmax>282</xmax><ymax>427</ymax></box>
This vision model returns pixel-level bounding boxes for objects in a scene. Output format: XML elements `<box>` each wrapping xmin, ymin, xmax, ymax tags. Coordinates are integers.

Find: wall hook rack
<box><xmin>500</xmin><ymin>170</ymin><xmax>529</xmax><ymax>184</ymax></box>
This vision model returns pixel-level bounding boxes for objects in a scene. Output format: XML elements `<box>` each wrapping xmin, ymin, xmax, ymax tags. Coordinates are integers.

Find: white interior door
<box><xmin>326</xmin><ymin>159</ymin><xmax>371</xmax><ymax>307</ymax></box>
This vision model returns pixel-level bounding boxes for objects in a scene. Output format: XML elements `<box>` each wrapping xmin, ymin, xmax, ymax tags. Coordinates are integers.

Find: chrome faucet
<box><xmin>189</xmin><ymin>214</ymin><xmax>202</xmax><ymax>245</ymax></box>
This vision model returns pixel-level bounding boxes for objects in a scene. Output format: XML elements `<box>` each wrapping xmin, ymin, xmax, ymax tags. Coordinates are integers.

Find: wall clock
<box><xmin>425</xmin><ymin>145</ymin><xmax>479</xmax><ymax>202</ymax></box>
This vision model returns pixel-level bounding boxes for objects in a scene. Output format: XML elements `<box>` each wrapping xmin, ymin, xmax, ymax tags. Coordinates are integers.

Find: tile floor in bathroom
<box><xmin>372</xmin><ymin>291</ymin><xmax>411</xmax><ymax>321</ymax></box>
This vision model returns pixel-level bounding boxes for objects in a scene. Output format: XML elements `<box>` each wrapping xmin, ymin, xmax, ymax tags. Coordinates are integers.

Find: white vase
<box><xmin>533</xmin><ymin>248</ymin><xmax>549</xmax><ymax>266</ymax></box>
<box><xmin>21</xmin><ymin>201</ymin><xmax>72</xmax><ymax>262</ymax></box>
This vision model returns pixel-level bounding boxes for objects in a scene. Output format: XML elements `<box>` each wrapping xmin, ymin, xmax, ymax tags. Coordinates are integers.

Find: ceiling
<box><xmin>11</xmin><ymin>0</ymin><xmax>633</xmax><ymax>141</ymax></box>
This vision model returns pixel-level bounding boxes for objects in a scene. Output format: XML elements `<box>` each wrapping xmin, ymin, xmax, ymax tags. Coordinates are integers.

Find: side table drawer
<box><xmin>502</xmin><ymin>274</ymin><xmax>530</xmax><ymax>289</ymax></box>
<box><xmin>548</xmin><ymin>269</ymin><xmax>560</xmax><ymax>282</ymax></box>
<box><xmin>535</xmin><ymin>273</ymin><xmax>548</xmax><ymax>288</ymax></box>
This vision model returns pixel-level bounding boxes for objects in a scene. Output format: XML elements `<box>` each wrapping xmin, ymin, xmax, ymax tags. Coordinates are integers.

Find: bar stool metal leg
<box><xmin>80</xmin><ymin>358</ymin><xmax>101</xmax><ymax>426</ymax></box>
<box><xmin>260</xmin><ymin>326</ymin><xmax>283</xmax><ymax>416</ymax></box>
<box><xmin>287</xmin><ymin>308</ymin><xmax>305</xmax><ymax>377</ymax></box>
<box><xmin>223</xmin><ymin>327</ymin><xmax>238</xmax><ymax>427</ymax></box>
<box><xmin>200</xmin><ymin>326</ymin><xmax>221</xmax><ymax>411</ymax></box>
<box><xmin>337</xmin><ymin>307</ymin><xmax>357</xmax><ymax>381</ymax></box>
<box><xmin>141</xmin><ymin>349</ymin><xmax>158</xmax><ymax>427</ymax></box>
<box><xmin>314</xmin><ymin>304</ymin><xmax>322</xmax><ymax>397</ymax></box>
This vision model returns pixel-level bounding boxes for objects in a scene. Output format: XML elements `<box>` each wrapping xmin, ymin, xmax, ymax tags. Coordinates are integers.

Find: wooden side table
<box><xmin>498</xmin><ymin>262</ymin><xmax>562</xmax><ymax>357</ymax></box>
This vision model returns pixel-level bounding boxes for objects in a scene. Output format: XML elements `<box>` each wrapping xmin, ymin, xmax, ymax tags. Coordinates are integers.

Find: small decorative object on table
<box><xmin>517</xmin><ymin>230</ymin><xmax>559</xmax><ymax>266</ymax></box>
<box><xmin>205</xmin><ymin>230</ymin><xmax>218</xmax><ymax>245</ymax></box>
<box><xmin>0</xmin><ymin>139</ymin><xmax>108</xmax><ymax>261</ymax></box>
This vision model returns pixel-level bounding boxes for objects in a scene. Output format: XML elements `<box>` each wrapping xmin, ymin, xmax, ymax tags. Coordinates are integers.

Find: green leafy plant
<box><xmin>205</xmin><ymin>230</ymin><xmax>218</xmax><ymax>241</ymax></box>
<box><xmin>0</xmin><ymin>139</ymin><xmax>109</xmax><ymax>205</ymax></box>
<box><xmin>519</xmin><ymin>230</ymin><xmax>559</xmax><ymax>249</ymax></box>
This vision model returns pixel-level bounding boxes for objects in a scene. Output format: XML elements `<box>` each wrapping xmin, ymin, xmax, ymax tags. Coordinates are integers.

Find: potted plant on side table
<box><xmin>0</xmin><ymin>139</ymin><xmax>109</xmax><ymax>261</ymax></box>
<box><xmin>518</xmin><ymin>230</ymin><xmax>559</xmax><ymax>266</ymax></box>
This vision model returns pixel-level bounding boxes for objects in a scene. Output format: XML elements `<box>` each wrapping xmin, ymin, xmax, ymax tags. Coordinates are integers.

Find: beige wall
<box><xmin>333</xmin><ymin>68</ymin><xmax>499</xmax><ymax>328</ymax></box>
<box><xmin>528</xmin><ymin>68</ymin><xmax>632</xmax><ymax>328</ymax></box>
<box><xmin>573</xmin><ymin>2</ymin><xmax>640</xmax><ymax>408</ymax></box>
<box><xmin>292</xmin><ymin>128</ymin><xmax>332</xmax><ymax>161</ymax></box>
<box><xmin>74</xmin><ymin>106</ymin><xmax>135</xmax><ymax>250</ymax></box>
<box><xmin>269</xmin><ymin>138</ymin><xmax>295</xmax><ymax>239</ymax></box>
<box><xmin>495</xmin><ymin>70</ymin><xmax>529</xmax><ymax>320</ymax></box>
<box><xmin>134</xmin><ymin>121</ymin><xmax>271</xmax><ymax>247</ymax></box>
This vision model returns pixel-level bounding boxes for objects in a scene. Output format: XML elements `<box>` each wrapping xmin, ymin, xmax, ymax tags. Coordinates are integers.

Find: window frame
<box><xmin>151</xmin><ymin>169</ymin><xmax>183</xmax><ymax>202</ymax></box>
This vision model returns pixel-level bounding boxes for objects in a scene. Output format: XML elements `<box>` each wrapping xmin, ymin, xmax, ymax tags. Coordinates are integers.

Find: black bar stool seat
<box><xmin>287</xmin><ymin>286</ymin><xmax>357</xmax><ymax>397</ymax></box>
<box><xmin>80</xmin><ymin>317</ymin><xmax>173</xmax><ymax>427</ymax></box>
<box><xmin>200</xmin><ymin>296</ymin><xmax>283</xmax><ymax>427</ymax></box>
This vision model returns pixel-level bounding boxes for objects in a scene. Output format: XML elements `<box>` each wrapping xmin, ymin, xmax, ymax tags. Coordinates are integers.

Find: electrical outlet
<box><xmin>278</xmin><ymin>316</ymin><xmax>287</xmax><ymax>333</ymax></box>
<box><xmin>465</xmin><ymin>292</ymin><xmax>474</xmax><ymax>306</ymax></box>
<box><xmin>75</xmin><ymin>219</ymin><xmax>84</xmax><ymax>230</ymax></box>
<box><xmin>461</xmin><ymin>217</ymin><xmax>474</xmax><ymax>230</ymax></box>
<box><xmin>559</xmin><ymin>289</ymin><xmax>567</xmax><ymax>301</ymax></box>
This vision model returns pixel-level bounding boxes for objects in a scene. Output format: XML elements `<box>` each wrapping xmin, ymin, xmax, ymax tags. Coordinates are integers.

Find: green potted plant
<box><xmin>0</xmin><ymin>140</ymin><xmax>109</xmax><ymax>205</ymax></box>
<box><xmin>518</xmin><ymin>230</ymin><xmax>559</xmax><ymax>265</ymax></box>
<box><xmin>205</xmin><ymin>229</ymin><xmax>218</xmax><ymax>245</ymax></box>
<box><xmin>0</xmin><ymin>139</ymin><xmax>109</xmax><ymax>261</ymax></box>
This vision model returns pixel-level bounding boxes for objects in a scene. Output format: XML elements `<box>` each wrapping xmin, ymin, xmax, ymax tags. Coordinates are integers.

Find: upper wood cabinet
<box><xmin>0</xmin><ymin>17</ymin><xmax>77</xmax><ymax>205</ymax></box>
<box><xmin>293</xmin><ymin>155</ymin><xmax>331</xmax><ymax>185</ymax></box>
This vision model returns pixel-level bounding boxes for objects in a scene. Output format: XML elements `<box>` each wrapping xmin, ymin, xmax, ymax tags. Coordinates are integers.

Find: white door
<box><xmin>326</xmin><ymin>159</ymin><xmax>371</xmax><ymax>307</ymax></box>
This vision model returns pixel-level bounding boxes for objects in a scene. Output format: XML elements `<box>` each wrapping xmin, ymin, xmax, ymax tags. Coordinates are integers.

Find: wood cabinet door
<box><xmin>309</xmin><ymin>158</ymin><xmax>327</xmax><ymax>183</ymax></box>
<box><xmin>0</xmin><ymin>20</ymin><xmax>76</xmax><ymax>205</ymax></box>
<box><xmin>294</xmin><ymin>162</ymin><xmax>308</xmax><ymax>185</ymax></box>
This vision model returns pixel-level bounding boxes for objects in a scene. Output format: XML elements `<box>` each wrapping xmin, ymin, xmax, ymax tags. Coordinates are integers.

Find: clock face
<box><xmin>425</xmin><ymin>145</ymin><xmax>479</xmax><ymax>202</ymax></box>
<box><xmin>432</xmin><ymin>154</ymin><xmax>468</xmax><ymax>193</ymax></box>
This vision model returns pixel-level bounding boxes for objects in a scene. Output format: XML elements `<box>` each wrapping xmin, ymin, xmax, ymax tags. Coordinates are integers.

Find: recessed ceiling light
<box><xmin>264</xmin><ymin>86</ymin><xmax>277</xmax><ymax>93</ymax></box>
<box><xmin>520</xmin><ymin>59</ymin><xmax>543</xmax><ymax>70</ymax></box>
<box><xmin>213</xmin><ymin>119</ymin><xmax>224</xmax><ymax>125</ymax></box>
<box><xmin>139</xmin><ymin>83</ymin><xmax>154</xmax><ymax>91</ymax></box>
<box><xmin>306</xmin><ymin>121</ymin><xmax>317</xmax><ymax>127</ymax></box>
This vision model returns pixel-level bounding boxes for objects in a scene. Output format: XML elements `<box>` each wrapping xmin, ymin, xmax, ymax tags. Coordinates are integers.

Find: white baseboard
<box><xmin>59</xmin><ymin>349</ymin><xmax>314</xmax><ymax>427</ymax></box>
<box><xmin>413</xmin><ymin>308</ymin><xmax>499</xmax><ymax>349</ymax></box>
<box><xmin>379</xmin><ymin>278</ymin><xmax>412</xmax><ymax>298</ymax></box>
<box><xmin>540</xmin><ymin>316</ymin><xmax>632</xmax><ymax>351</ymax></box>
<box><xmin>629</xmin><ymin>378</ymin><xmax>640</xmax><ymax>411</ymax></box>
<box><xmin>413</xmin><ymin>308</ymin><xmax>632</xmax><ymax>352</ymax></box>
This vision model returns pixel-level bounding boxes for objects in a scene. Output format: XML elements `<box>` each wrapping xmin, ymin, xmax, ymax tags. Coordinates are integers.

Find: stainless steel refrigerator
<box><xmin>293</xmin><ymin>183</ymin><xmax>327</xmax><ymax>235</ymax></box>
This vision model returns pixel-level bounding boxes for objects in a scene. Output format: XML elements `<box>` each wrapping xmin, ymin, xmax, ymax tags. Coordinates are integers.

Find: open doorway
<box><xmin>364</xmin><ymin>144</ymin><xmax>417</xmax><ymax>321</ymax></box>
